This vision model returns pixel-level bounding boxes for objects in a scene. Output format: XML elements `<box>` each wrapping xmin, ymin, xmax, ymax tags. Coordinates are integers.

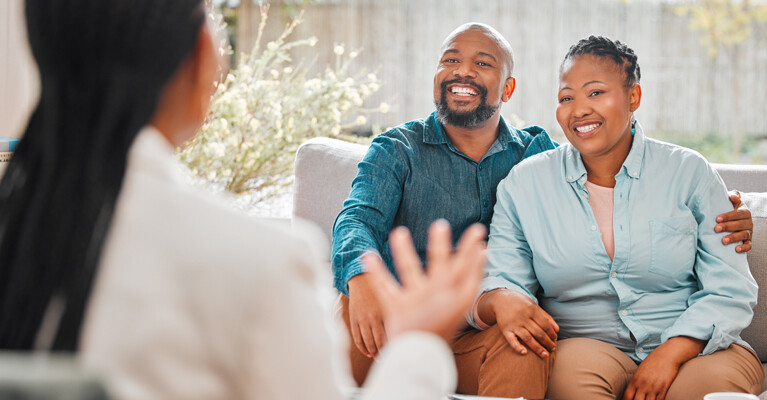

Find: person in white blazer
<box><xmin>0</xmin><ymin>1</ymin><xmax>487</xmax><ymax>399</ymax></box>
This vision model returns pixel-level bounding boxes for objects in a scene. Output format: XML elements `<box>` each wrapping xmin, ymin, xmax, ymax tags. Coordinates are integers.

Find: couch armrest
<box><xmin>713</xmin><ymin>163</ymin><xmax>767</xmax><ymax>193</ymax></box>
<box><xmin>740</xmin><ymin>192</ymin><xmax>767</xmax><ymax>363</ymax></box>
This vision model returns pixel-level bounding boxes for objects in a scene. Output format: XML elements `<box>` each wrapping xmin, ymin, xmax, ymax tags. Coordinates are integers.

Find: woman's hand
<box><xmin>623</xmin><ymin>336</ymin><xmax>705</xmax><ymax>400</ymax></box>
<box><xmin>478</xmin><ymin>289</ymin><xmax>558</xmax><ymax>358</ymax></box>
<box><xmin>716</xmin><ymin>191</ymin><xmax>753</xmax><ymax>253</ymax></box>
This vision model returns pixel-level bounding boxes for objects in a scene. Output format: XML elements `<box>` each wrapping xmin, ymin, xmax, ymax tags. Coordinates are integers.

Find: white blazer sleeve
<box><xmin>253</xmin><ymin>223</ymin><xmax>457</xmax><ymax>400</ymax></box>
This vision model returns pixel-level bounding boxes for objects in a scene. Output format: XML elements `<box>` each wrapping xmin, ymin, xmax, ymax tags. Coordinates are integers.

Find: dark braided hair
<box><xmin>563</xmin><ymin>35</ymin><xmax>641</xmax><ymax>88</ymax></box>
<box><xmin>0</xmin><ymin>0</ymin><xmax>205</xmax><ymax>351</ymax></box>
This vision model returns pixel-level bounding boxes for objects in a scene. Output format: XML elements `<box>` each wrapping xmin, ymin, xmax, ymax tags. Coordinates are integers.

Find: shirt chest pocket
<box><xmin>649</xmin><ymin>216</ymin><xmax>697</xmax><ymax>279</ymax></box>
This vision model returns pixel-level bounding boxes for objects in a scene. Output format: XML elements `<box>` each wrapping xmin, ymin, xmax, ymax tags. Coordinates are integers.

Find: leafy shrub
<box><xmin>179</xmin><ymin>3</ymin><xmax>385</xmax><ymax>199</ymax></box>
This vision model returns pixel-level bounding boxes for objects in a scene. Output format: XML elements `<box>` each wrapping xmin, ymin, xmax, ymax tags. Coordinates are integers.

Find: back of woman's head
<box><xmin>0</xmin><ymin>0</ymin><xmax>205</xmax><ymax>350</ymax></box>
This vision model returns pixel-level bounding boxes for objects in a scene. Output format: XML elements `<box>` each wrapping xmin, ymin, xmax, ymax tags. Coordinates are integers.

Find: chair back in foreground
<box><xmin>0</xmin><ymin>352</ymin><xmax>109</xmax><ymax>399</ymax></box>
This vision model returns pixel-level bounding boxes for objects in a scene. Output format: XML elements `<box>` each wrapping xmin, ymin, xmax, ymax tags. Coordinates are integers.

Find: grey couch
<box><xmin>293</xmin><ymin>137</ymin><xmax>767</xmax><ymax>396</ymax></box>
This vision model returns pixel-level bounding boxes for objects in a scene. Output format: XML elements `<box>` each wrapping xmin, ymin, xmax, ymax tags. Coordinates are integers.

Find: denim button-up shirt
<box><xmin>331</xmin><ymin>111</ymin><xmax>558</xmax><ymax>295</ymax></box>
<box><xmin>477</xmin><ymin>123</ymin><xmax>757</xmax><ymax>361</ymax></box>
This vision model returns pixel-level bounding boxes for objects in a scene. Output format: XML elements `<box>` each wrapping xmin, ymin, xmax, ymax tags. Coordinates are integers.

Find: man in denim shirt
<box><xmin>330</xmin><ymin>22</ymin><xmax>557</xmax><ymax>397</ymax></box>
<box><xmin>330</xmin><ymin>23</ymin><xmax>754</xmax><ymax>398</ymax></box>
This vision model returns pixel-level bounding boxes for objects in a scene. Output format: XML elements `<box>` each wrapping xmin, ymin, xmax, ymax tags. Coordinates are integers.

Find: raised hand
<box><xmin>362</xmin><ymin>220</ymin><xmax>487</xmax><ymax>342</ymax></box>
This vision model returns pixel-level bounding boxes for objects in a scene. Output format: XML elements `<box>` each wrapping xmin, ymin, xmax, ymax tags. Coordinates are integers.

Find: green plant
<box><xmin>179</xmin><ymin>3</ymin><xmax>385</xmax><ymax>199</ymax></box>
<box><xmin>650</xmin><ymin>131</ymin><xmax>764</xmax><ymax>164</ymax></box>
<box><xmin>674</xmin><ymin>0</ymin><xmax>767</xmax><ymax>58</ymax></box>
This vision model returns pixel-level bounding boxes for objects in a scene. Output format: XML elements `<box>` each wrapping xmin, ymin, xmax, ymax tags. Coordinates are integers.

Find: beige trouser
<box><xmin>340</xmin><ymin>295</ymin><xmax>555</xmax><ymax>397</ymax></box>
<box><xmin>547</xmin><ymin>337</ymin><xmax>765</xmax><ymax>400</ymax></box>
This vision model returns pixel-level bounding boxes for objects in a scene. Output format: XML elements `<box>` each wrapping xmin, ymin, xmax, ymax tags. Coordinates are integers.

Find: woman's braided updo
<box><xmin>563</xmin><ymin>35</ymin><xmax>641</xmax><ymax>88</ymax></box>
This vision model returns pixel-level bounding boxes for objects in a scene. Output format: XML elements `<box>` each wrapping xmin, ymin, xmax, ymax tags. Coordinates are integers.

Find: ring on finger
<box><xmin>746</xmin><ymin>230</ymin><xmax>752</xmax><ymax>241</ymax></box>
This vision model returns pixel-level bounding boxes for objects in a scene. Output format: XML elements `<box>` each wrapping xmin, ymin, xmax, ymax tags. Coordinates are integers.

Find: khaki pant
<box><xmin>339</xmin><ymin>295</ymin><xmax>555</xmax><ymax>397</ymax></box>
<box><xmin>547</xmin><ymin>337</ymin><xmax>765</xmax><ymax>400</ymax></box>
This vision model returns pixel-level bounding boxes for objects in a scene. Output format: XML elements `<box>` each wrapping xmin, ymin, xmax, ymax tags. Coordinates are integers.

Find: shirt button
<box><xmin>567</xmin><ymin>176</ymin><xmax>573</xmax><ymax>180</ymax></box>
<box><xmin>591</xmin><ymin>225</ymin><xmax>597</xmax><ymax>231</ymax></box>
<box><xmin>632</xmin><ymin>172</ymin><xmax>639</xmax><ymax>177</ymax></box>
<box><xmin>479</xmin><ymin>165</ymin><xmax>483</xmax><ymax>171</ymax></box>
<box><xmin>610</xmin><ymin>271</ymin><xmax>618</xmax><ymax>278</ymax></box>
<box><xmin>482</xmin><ymin>201</ymin><xmax>488</xmax><ymax>207</ymax></box>
<box><xmin>621</xmin><ymin>310</ymin><xmax>628</xmax><ymax>316</ymax></box>
<box><xmin>638</xmin><ymin>347</ymin><xmax>645</xmax><ymax>354</ymax></box>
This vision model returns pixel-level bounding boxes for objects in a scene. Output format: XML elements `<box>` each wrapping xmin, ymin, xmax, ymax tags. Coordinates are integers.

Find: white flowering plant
<box><xmin>178</xmin><ymin>3</ymin><xmax>387</xmax><ymax>198</ymax></box>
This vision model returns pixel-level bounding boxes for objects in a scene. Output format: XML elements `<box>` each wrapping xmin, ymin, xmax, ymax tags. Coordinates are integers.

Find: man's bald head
<box><xmin>441</xmin><ymin>23</ymin><xmax>515</xmax><ymax>78</ymax></box>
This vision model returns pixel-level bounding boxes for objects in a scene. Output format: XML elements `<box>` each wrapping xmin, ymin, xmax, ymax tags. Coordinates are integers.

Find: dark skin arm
<box><xmin>718</xmin><ymin>191</ymin><xmax>753</xmax><ymax>253</ymax></box>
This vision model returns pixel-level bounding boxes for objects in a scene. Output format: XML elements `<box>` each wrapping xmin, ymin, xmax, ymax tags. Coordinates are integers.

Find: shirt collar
<box><xmin>128</xmin><ymin>125</ymin><xmax>187</xmax><ymax>185</ymax></box>
<box><xmin>564</xmin><ymin>120</ymin><xmax>647</xmax><ymax>184</ymax></box>
<box><xmin>423</xmin><ymin>111</ymin><xmax>524</xmax><ymax>150</ymax></box>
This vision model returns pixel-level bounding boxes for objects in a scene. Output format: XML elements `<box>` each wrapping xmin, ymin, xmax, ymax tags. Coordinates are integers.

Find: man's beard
<box><xmin>435</xmin><ymin>79</ymin><xmax>499</xmax><ymax>129</ymax></box>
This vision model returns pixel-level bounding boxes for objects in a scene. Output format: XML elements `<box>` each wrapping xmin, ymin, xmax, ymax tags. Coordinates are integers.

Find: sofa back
<box><xmin>294</xmin><ymin>137</ymin><xmax>767</xmax><ymax>362</ymax></box>
<box><xmin>294</xmin><ymin>138</ymin><xmax>368</xmax><ymax>242</ymax></box>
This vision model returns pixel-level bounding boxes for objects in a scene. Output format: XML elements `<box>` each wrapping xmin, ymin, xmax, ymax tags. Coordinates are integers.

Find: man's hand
<box><xmin>716</xmin><ymin>190</ymin><xmax>753</xmax><ymax>253</ymax></box>
<box><xmin>478</xmin><ymin>289</ymin><xmax>558</xmax><ymax>359</ymax></box>
<box><xmin>362</xmin><ymin>220</ymin><xmax>486</xmax><ymax>342</ymax></box>
<box><xmin>623</xmin><ymin>336</ymin><xmax>705</xmax><ymax>400</ymax></box>
<box><xmin>348</xmin><ymin>274</ymin><xmax>387</xmax><ymax>358</ymax></box>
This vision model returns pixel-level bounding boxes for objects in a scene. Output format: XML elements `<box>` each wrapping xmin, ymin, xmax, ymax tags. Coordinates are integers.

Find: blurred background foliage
<box><xmin>189</xmin><ymin>0</ymin><xmax>766</xmax><ymax>217</ymax></box>
<box><xmin>179</xmin><ymin>3</ymin><xmax>385</xmax><ymax>202</ymax></box>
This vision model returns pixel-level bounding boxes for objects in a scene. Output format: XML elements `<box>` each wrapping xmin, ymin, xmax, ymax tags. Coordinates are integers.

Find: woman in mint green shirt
<box><xmin>471</xmin><ymin>36</ymin><xmax>764</xmax><ymax>400</ymax></box>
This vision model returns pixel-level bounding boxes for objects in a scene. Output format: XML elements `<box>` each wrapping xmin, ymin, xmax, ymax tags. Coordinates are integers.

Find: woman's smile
<box><xmin>572</xmin><ymin>121</ymin><xmax>603</xmax><ymax>138</ymax></box>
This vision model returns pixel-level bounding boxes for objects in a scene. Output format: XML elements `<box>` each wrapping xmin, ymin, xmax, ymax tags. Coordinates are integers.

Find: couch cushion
<box><xmin>740</xmin><ymin>192</ymin><xmax>767</xmax><ymax>363</ymax></box>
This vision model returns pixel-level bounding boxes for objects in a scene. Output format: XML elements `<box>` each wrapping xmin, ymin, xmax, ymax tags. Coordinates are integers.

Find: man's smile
<box><xmin>448</xmin><ymin>84</ymin><xmax>480</xmax><ymax>97</ymax></box>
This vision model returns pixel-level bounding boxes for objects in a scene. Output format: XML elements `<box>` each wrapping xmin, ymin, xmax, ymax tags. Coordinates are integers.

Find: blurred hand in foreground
<box><xmin>362</xmin><ymin>220</ymin><xmax>487</xmax><ymax>341</ymax></box>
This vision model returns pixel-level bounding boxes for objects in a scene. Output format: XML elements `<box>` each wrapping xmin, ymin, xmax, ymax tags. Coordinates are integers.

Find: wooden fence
<box><xmin>235</xmin><ymin>0</ymin><xmax>767</xmax><ymax>141</ymax></box>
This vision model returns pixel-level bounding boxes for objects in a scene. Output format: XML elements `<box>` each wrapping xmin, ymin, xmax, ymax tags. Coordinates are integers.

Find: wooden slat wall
<box><xmin>237</xmin><ymin>0</ymin><xmax>767</xmax><ymax>139</ymax></box>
